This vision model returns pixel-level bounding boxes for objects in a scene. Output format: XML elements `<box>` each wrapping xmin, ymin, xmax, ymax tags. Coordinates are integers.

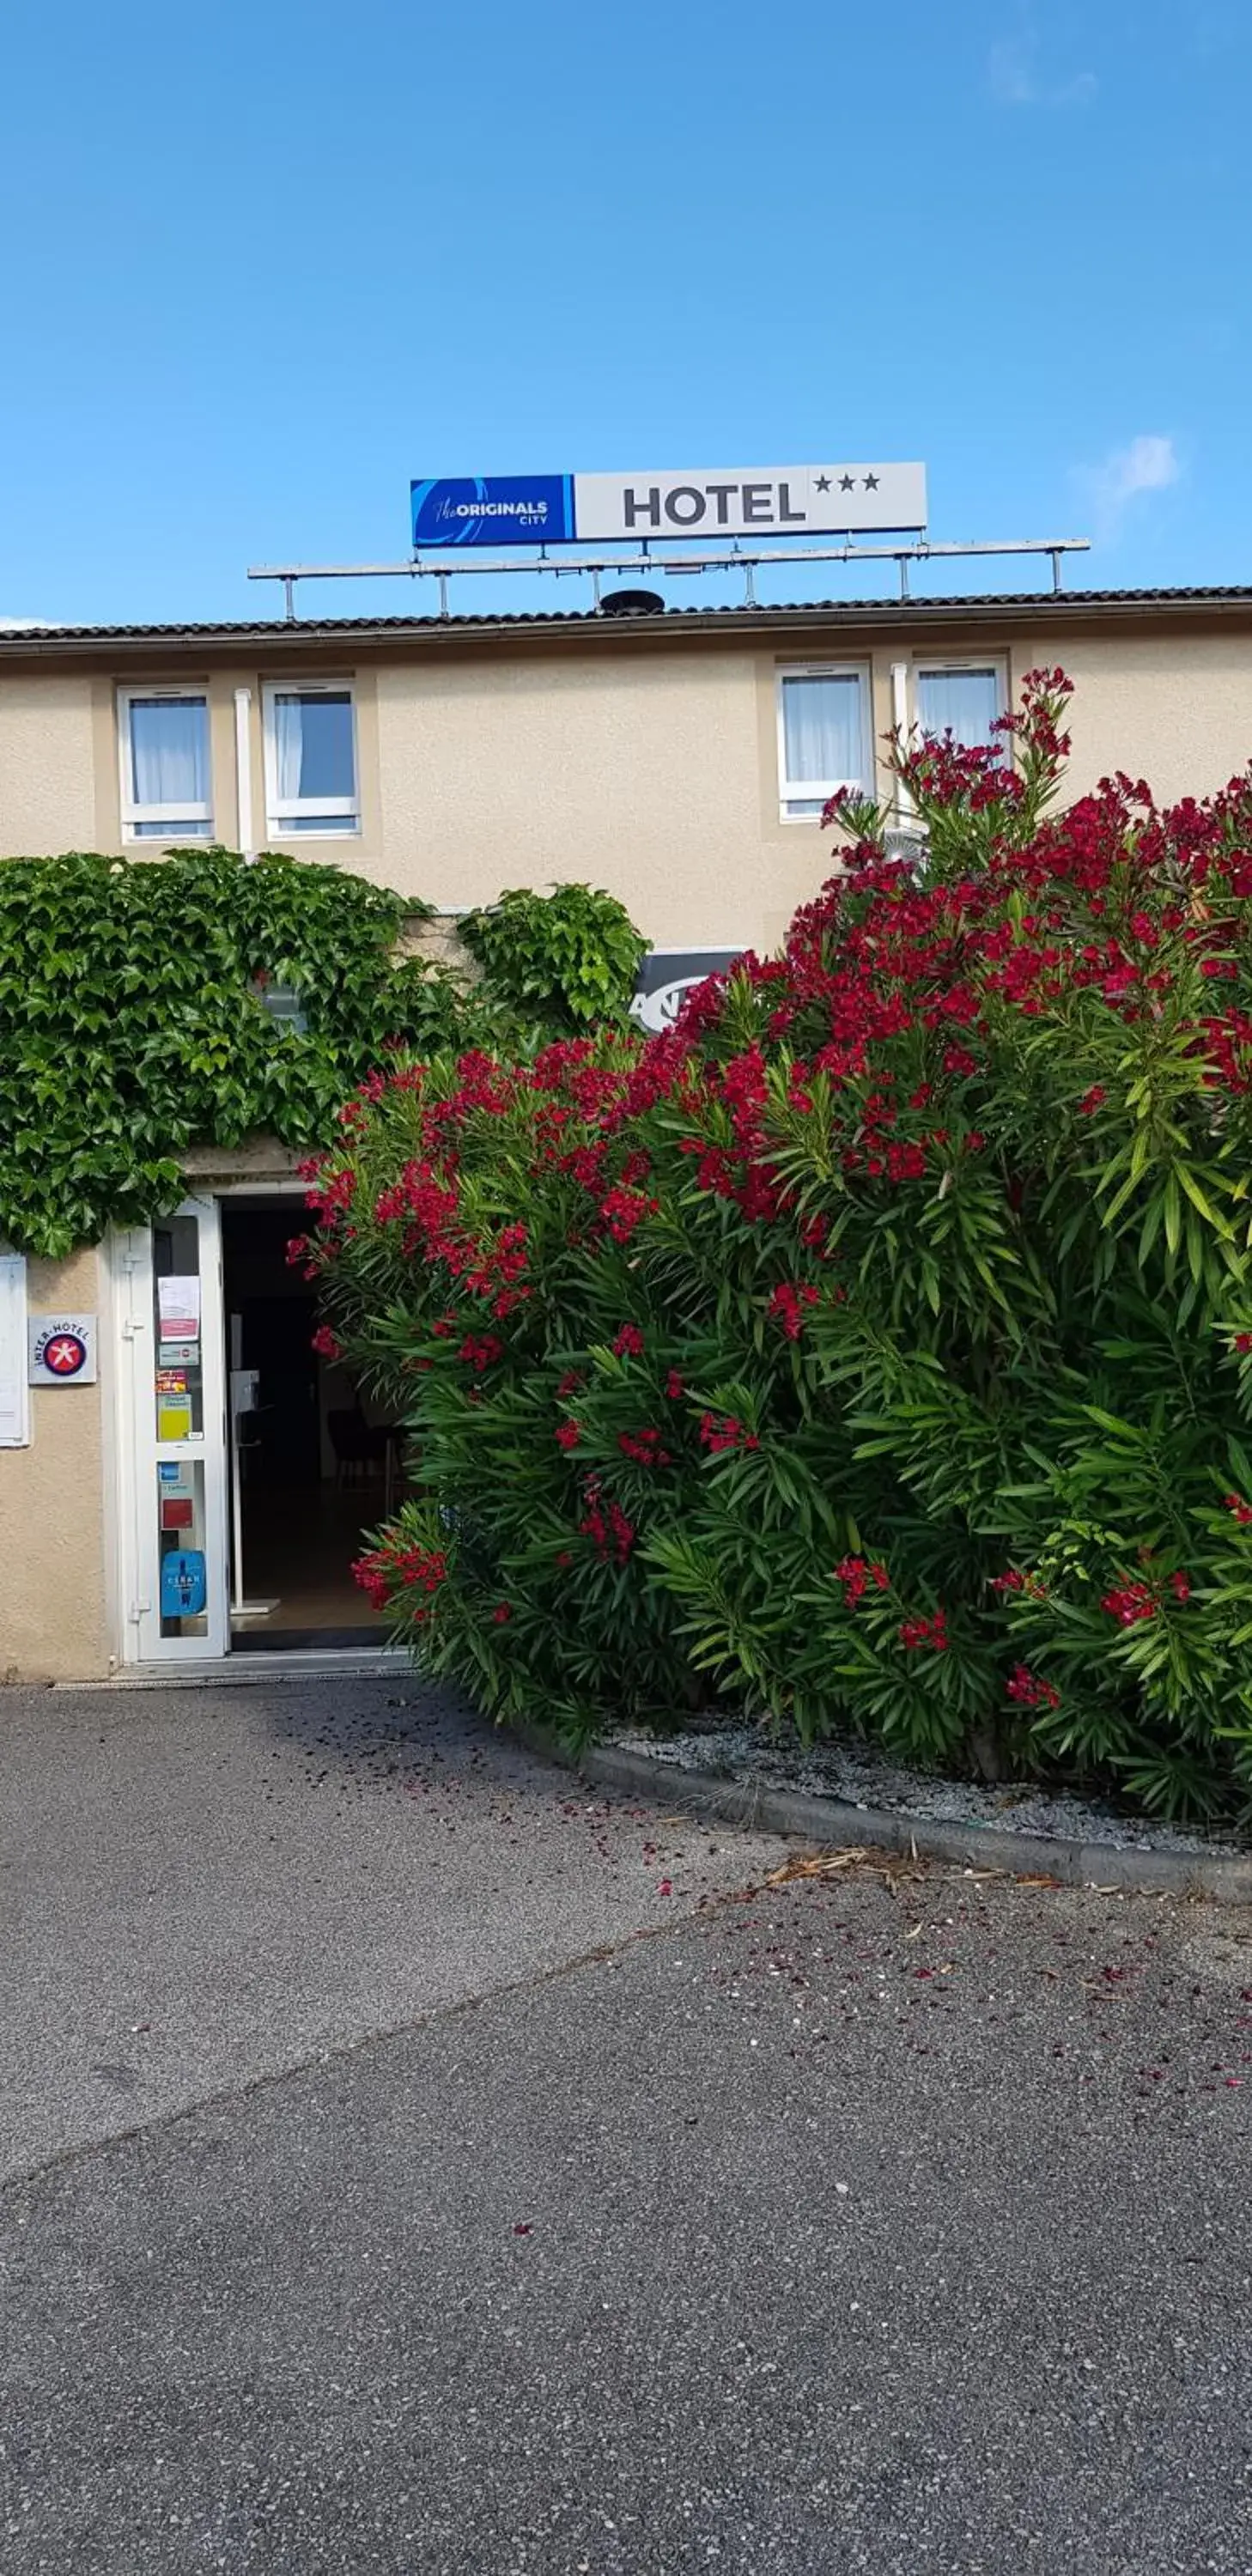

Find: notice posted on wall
<box><xmin>158</xmin><ymin>1274</ymin><xmax>200</xmax><ymax>1345</ymax></box>
<box><xmin>0</xmin><ymin>1254</ymin><xmax>30</xmax><ymax>1447</ymax></box>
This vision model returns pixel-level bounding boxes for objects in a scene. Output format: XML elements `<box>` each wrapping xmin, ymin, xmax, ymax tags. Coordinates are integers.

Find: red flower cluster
<box><xmin>599</xmin><ymin>1185</ymin><xmax>659</xmax><ymax>1243</ymax></box>
<box><xmin>307</xmin><ymin>1165</ymin><xmax>355</xmax><ymax>1217</ymax></box>
<box><xmin>555</xmin><ymin>1420</ymin><xmax>582</xmax><ymax>1451</ymax></box>
<box><xmin>311</xmin><ymin>1324</ymin><xmax>342</xmax><ymax>1361</ymax></box>
<box><xmin>699</xmin><ymin>1413</ymin><xmax>759</xmax><ymax>1455</ymax></box>
<box><xmin>491</xmin><ymin>1602</ymin><xmax>512</xmax><ymax>1625</ymax></box>
<box><xmin>1225</xmin><ymin>1494</ymin><xmax>1252</xmax><ymax>1526</ymax></box>
<box><xmin>768</xmin><ymin>1281</ymin><xmax>821</xmax><ymax>1340</ymax></box>
<box><xmin>580</xmin><ymin>1477</ymin><xmax>635</xmax><ymax>1565</ymax></box>
<box><xmin>678</xmin><ymin>1138</ymin><xmax>735</xmax><ymax>1199</ymax></box>
<box><xmin>618</xmin><ymin>1428</ymin><xmax>672</xmax><ymax>1467</ymax></box>
<box><xmin>1101</xmin><ymin>1583</ymin><xmax>1157</xmax><ymax>1627</ymax></box>
<box><xmin>1006</xmin><ymin>1663</ymin><xmax>1061</xmax><ymax>1709</ymax></box>
<box><xmin>364</xmin><ymin>1141</ymin><xmax>537</xmax><ymax>1321</ymax></box>
<box><xmin>900</xmin><ymin>733</ymin><xmax>1026</xmax><ymax>815</ymax></box>
<box><xmin>352</xmin><ymin>1541</ymin><xmax>447</xmax><ymax>1615</ymax></box>
<box><xmin>459</xmin><ymin>1333</ymin><xmax>503</xmax><ymax>1374</ymax></box>
<box><xmin>665</xmin><ymin>1369</ymin><xmax>685</xmax><ymax>1400</ymax></box>
<box><xmin>898</xmin><ymin>1609</ymin><xmax>948</xmax><ymax>1652</ymax></box>
<box><xmin>834</xmin><ymin>1555</ymin><xmax>890</xmax><ymax>1606</ymax></box>
<box><xmin>613</xmin><ymin>1323</ymin><xmax>645</xmax><ymax>1357</ymax></box>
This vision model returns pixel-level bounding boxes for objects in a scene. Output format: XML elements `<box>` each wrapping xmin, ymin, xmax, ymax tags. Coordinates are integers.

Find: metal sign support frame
<box><xmin>248</xmin><ymin>537</ymin><xmax>1091</xmax><ymax>623</ymax></box>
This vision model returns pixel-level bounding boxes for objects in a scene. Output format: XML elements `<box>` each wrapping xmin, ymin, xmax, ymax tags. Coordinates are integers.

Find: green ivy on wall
<box><xmin>0</xmin><ymin>848</ymin><xmax>645</xmax><ymax>1259</ymax></box>
<box><xmin>459</xmin><ymin>883</ymin><xmax>647</xmax><ymax>1028</ymax></box>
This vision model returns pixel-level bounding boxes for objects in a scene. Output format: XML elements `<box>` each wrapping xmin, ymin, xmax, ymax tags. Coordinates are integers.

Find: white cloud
<box><xmin>988</xmin><ymin>36</ymin><xmax>1036</xmax><ymax>101</ymax></box>
<box><xmin>0</xmin><ymin>616</ymin><xmax>52</xmax><ymax>630</ymax></box>
<box><xmin>1080</xmin><ymin>434</ymin><xmax>1182</xmax><ymax>542</ymax></box>
<box><xmin>988</xmin><ymin>15</ymin><xmax>1097</xmax><ymax>106</ymax></box>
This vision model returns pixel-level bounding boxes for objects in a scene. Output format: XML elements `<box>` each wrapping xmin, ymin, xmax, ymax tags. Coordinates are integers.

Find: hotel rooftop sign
<box><xmin>410</xmin><ymin>464</ymin><xmax>927</xmax><ymax>550</ymax></box>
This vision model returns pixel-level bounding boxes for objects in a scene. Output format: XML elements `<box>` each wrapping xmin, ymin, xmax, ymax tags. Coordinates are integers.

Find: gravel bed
<box><xmin>608</xmin><ymin>1715</ymin><xmax>1246</xmax><ymax>1857</ymax></box>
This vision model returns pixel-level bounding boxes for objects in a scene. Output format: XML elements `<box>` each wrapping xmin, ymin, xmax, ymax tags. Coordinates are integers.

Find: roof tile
<box><xmin>3</xmin><ymin>586</ymin><xmax>1251</xmax><ymax>649</ymax></box>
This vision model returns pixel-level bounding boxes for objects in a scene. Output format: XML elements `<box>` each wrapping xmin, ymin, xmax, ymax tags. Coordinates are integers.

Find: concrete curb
<box><xmin>531</xmin><ymin>1733</ymin><xmax>1252</xmax><ymax>1905</ymax></box>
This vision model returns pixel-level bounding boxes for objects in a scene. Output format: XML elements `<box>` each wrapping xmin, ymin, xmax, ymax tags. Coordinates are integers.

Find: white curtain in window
<box><xmin>916</xmin><ymin>668</ymin><xmax>1000</xmax><ymax>749</ymax></box>
<box><xmin>273</xmin><ymin>693</ymin><xmax>307</xmax><ymax>803</ymax></box>
<box><xmin>781</xmin><ymin>675</ymin><xmax>864</xmax><ymax>786</ymax></box>
<box><xmin>131</xmin><ymin>698</ymin><xmax>208</xmax><ymax>807</ymax></box>
<box><xmin>273</xmin><ymin>692</ymin><xmax>354</xmax><ymax>803</ymax></box>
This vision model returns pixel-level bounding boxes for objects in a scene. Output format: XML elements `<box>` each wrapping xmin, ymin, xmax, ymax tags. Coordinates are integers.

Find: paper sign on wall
<box><xmin>158</xmin><ymin>1275</ymin><xmax>200</xmax><ymax>1342</ymax></box>
<box><xmin>157</xmin><ymin>1395</ymin><xmax>192</xmax><ymax>1441</ymax></box>
<box><xmin>0</xmin><ymin>1255</ymin><xmax>29</xmax><ymax>1447</ymax></box>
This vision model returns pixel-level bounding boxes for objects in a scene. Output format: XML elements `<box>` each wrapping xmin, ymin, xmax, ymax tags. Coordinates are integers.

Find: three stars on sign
<box><xmin>813</xmin><ymin>471</ymin><xmax>880</xmax><ymax>494</ymax></box>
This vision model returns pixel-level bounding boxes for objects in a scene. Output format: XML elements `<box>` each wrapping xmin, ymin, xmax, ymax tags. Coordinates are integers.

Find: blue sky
<box><xmin>0</xmin><ymin>0</ymin><xmax>1246</xmax><ymax>626</ymax></box>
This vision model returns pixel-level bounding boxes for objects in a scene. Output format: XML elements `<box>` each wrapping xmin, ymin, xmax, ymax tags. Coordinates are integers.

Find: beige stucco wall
<box><xmin>374</xmin><ymin>648</ymin><xmax>774</xmax><ymax>948</ymax></box>
<box><xmin>0</xmin><ymin>674</ymin><xmax>96</xmax><ymax>853</ymax></box>
<box><xmin>287</xmin><ymin>626</ymin><xmax>1252</xmax><ymax>951</ymax></box>
<box><xmin>3</xmin><ymin>620</ymin><xmax>1252</xmax><ymax>956</ymax></box>
<box><xmin>1009</xmin><ymin>632</ymin><xmax>1252</xmax><ymax>805</ymax></box>
<box><xmin>0</xmin><ymin>1247</ymin><xmax>111</xmax><ymax>1683</ymax></box>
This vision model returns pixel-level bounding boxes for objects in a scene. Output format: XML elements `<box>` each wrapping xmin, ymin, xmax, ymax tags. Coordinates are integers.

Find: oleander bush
<box><xmin>304</xmin><ymin>671</ymin><xmax>1252</xmax><ymax>1823</ymax></box>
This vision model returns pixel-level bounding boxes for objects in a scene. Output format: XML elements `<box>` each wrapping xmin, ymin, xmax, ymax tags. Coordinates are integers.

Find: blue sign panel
<box><xmin>161</xmin><ymin>1549</ymin><xmax>206</xmax><ymax>1620</ymax></box>
<box><xmin>410</xmin><ymin>475</ymin><xmax>575</xmax><ymax>550</ymax></box>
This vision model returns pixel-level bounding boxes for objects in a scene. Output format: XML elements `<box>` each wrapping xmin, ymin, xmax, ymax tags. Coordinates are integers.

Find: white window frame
<box><xmin>117</xmin><ymin>686</ymin><xmax>213</xmax><ymax>842</ymax></box>
<box><xmin>262</xmin><ymin>678</ymin><xmax>360</xmax><ymax>840</ymax></box>
<box><xmin>775</xmin><ymin>663</ymin><xmax>873</xmax><ymax>823</ymax></box>
<box><xmin>912</xmin><ymin>657</ymin><xmax>1009</xmax><ymax>746</ymax></box>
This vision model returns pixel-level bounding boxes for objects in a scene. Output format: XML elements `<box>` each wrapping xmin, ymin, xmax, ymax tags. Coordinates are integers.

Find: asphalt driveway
<box><xmin>3</xmin><ymin>1675</ymin><xmax>1251</xmax><ymax>2573</ymax></box>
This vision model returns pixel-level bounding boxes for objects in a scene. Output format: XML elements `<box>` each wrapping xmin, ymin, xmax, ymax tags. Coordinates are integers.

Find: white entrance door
<box><xmin>117</xmin><ymin>1195</ymin><xmax>230</xmax><ymax>1662</ymax></box>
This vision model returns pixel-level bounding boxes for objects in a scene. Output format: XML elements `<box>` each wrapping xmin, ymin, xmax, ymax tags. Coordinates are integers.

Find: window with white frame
<box><xmin>915</xmin><ymin>662</ymin><xmax>1006</xmax><ymax>750</ymax></box>
<box><xmin>119</xmin><ymin>690</ymin><xmax>212</xmax><ymax>841</ymax></box>
<box><xmin>263</xmin><ymin>683</ymin><xmax>358</xmax><ymax>837</ymax></box>
<box><xmin>776</xmin><ymin>666</ymin><xmax>872</xmax><ymax>820</ymax></box>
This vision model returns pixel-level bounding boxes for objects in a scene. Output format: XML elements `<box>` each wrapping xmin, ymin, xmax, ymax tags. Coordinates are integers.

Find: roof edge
<box><xmin>3</xmin><ymin>586</ymin><xmax>1252</xmax><ymax>661</ymax></box>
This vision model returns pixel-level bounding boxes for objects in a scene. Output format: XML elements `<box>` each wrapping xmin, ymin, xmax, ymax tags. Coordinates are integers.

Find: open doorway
<box><xmin>221</xmin><ymin>1198</ymin><xmax>398</xmax><ymax>1649</ymax></box>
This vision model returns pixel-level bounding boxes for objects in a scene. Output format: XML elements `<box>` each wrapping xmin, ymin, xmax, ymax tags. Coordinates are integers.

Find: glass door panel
<box><xmin>119</xmin><ymin>1196</ymin><xmax>229</xmax><ymax>1661</ymax></box>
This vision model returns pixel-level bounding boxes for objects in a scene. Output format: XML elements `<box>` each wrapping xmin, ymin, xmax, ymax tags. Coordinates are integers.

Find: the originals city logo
<box><xmin>435</xmin><ymin>495</ymin><xmax>550</xmax><ymax>524</ymax></box>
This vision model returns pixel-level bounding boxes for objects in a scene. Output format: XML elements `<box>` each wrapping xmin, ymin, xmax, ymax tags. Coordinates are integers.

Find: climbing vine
<box><xmin>0</xmin><ymin>847</ymin><xmax>646</xmax><ymax>1258</ymax></box>
<box><xmin>459</xmin><ymin>883</ymin><xmax>647</xmax><ymax>1029</ymax></box>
